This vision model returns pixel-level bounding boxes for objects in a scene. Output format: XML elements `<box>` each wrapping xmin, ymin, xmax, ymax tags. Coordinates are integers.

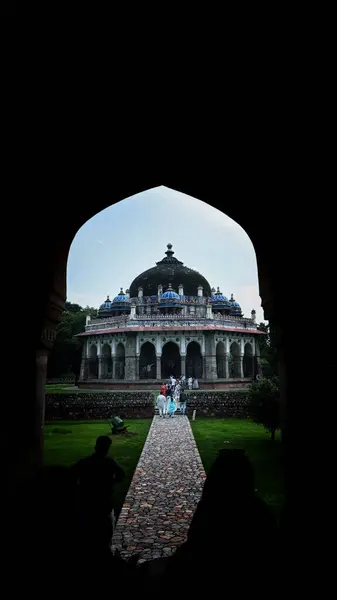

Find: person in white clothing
<box><xmin>188</xmin><ymin>376</ymin><xmax>193</xmax><ymax>390</ymax></box>
<box><xmin>157</xmin><ymin>393</ymin><xmax>166</xmax><ymax>417</ymax></box>
<box><xmin>193</xmin><ymin>377</ymin><xmax>199</xmax><ymax>389</ymax></box>
<box><xmin>163</xmin><ymin>393</ymin><xmax>169</xmax><ymax>417</ymax></box>
<box><xmin>174</xmin><ymin>383</ymin><xmax>181</xmax><ymax>403</ymax></box>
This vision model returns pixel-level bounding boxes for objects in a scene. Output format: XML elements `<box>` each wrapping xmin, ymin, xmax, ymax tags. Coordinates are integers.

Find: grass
<box><xmin>45</xmin><ymin>384</ymin><xmax>75</xmax><ymax>394</ymax></box>
<box><xmin>44</xmin><ymin>419</ymin><xmax>151</xmax><ymax>514</ymax></box>
<box><xmin>191</xmin><ymin>418</ymin><xmax>284</xmax><ymax>517</ymax></box>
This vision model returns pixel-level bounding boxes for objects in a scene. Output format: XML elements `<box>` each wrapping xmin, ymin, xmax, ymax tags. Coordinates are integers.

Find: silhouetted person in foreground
<box><xmin>174</xmin><ymin>449</ymin><xmax>278</xmax><ymax>582</ymax></box>
<box><xmin>141</xmin><ymin>449</ymin><xmax>278</xmax><ymax>588</ymax></box>
<box><xmin>72</xmin><ymin>435</ymin><xmax>125</xmax><ymax>553</ymax></box>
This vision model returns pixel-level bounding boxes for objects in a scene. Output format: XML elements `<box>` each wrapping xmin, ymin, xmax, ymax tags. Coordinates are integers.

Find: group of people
<box><xmin>156</xmin><ymin>373</ymin><xmax>199</xmax><ymax>417</ymax></box>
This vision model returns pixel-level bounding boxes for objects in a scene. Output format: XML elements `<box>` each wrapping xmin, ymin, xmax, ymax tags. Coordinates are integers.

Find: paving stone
<box><xmin>111</xmin><ymin>415</ymin><xmax>205</xmax><ymax>562</ymax></box>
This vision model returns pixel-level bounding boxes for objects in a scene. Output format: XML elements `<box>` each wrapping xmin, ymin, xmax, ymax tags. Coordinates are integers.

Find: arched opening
<box><xmin>88</xmin><ymin>344</ymin><xmax>98</xmax><ymax>379</ymax></box>
<box><xmin>243</xmin><ymin>342</ymin><xmax>254</xmax><ymax>378</ymax></box>
<box><xmin>161</xmin><ymin>341</ymin><xmax>181</xmax><ymax>379</ymax></box>
<box><xmin>139</xmin><ymin>341</ymin><xmax>156</xmax><ymax>379</ymax></box>
<box><xmin>216</xmin><ymin>341</ymin><xmax>225</xmax><ymax>378</ymax></box>
<box><xmin>186</xmin><ymin>341</ymin><xmax>203</xmax><ymax>378</ymax></box>
<box><xmin>101</xmin><ymin>343</ymin><xmax>112</xmax><ymax>379</ymax></box>
<box><xmin>115</xmin><ymin>343</ymin><xmax>125</xmax><ymax>379</ymax></box>
<box><xmin>229</xmin><ymin>342</ymin><xmax>241</xmax><ymax>379</ymax></box>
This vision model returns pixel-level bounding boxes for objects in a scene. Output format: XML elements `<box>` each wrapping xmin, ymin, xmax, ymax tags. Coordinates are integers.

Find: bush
<box><xmin>248</xmin><ymin>376</ymin><xmax>280</xmax><ymax>440</ymax></box>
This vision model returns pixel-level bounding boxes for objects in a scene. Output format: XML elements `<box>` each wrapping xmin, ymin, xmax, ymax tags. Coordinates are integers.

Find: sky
<box><xmin>67</xmin><ymin>186</ymin><xmax>265</xmax><ymax>323</ymax></box>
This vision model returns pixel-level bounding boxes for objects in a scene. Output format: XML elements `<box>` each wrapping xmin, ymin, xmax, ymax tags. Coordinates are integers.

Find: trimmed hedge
<box><xmin>46</xmin><ymin>391</ymin><xmax>155</xmax><ymax>420</ymax></box>
<box><xmin>45</xmin><ymin>390</ymin><xmax>250</xmax><ymax>420</ymax></box>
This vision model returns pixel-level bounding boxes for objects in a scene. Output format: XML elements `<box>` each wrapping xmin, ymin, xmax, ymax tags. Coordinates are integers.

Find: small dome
<box><xmin>160</xmin><ymin>283</ymin><xmax>181</xmax><ymax>301</ymax></box>
<box><xmin>159</xmin><ymin>284</ymin><xmax>182</xmax><ymax>307</ymax></box>
<box><xmin>99</xmin><ymin>295</ymin><xmax>112</xmax><ymax>310</ymax></box>
<box><xmin>210</xmin><ymin>287</ymin><xmax>229</xmax><ymax>304</ymax></box>
<box><xmin>113</xmin><ymin>287</ymin><xmax>130</xmax><ymax>303</ymax></box>
<box><xmin>229</xmin><ymin>293</ymin><xmax>241</xmax><ymax>307</ymax></box>
<box><xmin>229</xmin><ymin>293</ymin><xmax>242</xmax><ymax>315</ymax></box>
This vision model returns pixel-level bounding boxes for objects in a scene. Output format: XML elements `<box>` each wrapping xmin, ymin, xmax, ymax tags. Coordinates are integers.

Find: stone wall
<box><xmin>45</xmin><ymin>390</ymin><xmax>250</xmax><ymax>420</ymax></box>
<box><xmin>45</xmin><ymin>392</ymin><xmax>155</xmax><ymax>420</ymax></box>
<box><xmin>184</xmin><ymin>390</ymin><xmax>250</xmax><ymax>418</ymax></box>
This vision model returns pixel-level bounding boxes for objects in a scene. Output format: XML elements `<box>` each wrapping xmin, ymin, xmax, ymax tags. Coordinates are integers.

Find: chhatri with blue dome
<box><xmin>78</xmin><ymin>243</ymin><xmax>264</xmax><ymax>389</ymax></box>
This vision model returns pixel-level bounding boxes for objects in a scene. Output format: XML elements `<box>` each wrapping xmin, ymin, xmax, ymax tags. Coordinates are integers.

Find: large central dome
<box><xmin>129</xmin><ymin>244</ymin><xmax>212</xmax><ymax>298</ymax></box>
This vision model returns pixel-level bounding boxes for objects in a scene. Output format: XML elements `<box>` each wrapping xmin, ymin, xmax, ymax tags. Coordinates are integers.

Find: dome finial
<box><xmin>107</xmin><ymin>294</ymin><xmax>110</xmax><ymax>300</ymax></box>
<box><xmin>165</xmin><ymin>243</ymin><xmax>174</xmax><ymax>258</ymax></box>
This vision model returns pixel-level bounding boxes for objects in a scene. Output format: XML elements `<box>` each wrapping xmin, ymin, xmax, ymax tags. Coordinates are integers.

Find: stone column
<box><xmin>124</xmin><ymin>335</ymin><xmax>137</xmax><ymax>380</ymax></box>
<box><xmin>156</xmin><ymin>355</ymin><xmax>161</xmax><ymax>380</ymax></box>
<box><xmin>98</xmin><ymin>355</ymin><xmax>103</xmax><ymax>379</ymax></box>
<box><xmin>79</xmin><ymin>345</ymin><xmax>87</xmax><ymax>380</ymax></box>
<box><xmin>239</xmin><ymin>354</ymin><xmax>244</xmax><ymax>379</ymax></box>
<box><xmin>181</xmin><ymin>354</ymin><xmax>186</xmax><ymax>376</ymax></box>
<box><xmin>136</xmin><ymin>355</ymin><xmax>140</xmax><ymax>378</ymax></box>
<box><xmin>112</xmin><ymin>357</ymin><xmax>116</xmax><ymax>379</ymax></box>
<box><xmin>204</xmin><ymin>332</ymin><xmax>217</xmax><ymax>384</ymax></box>
<box><xmin>224</xmin><ymin>353</ymin><xmax>229</xmax><ymax>379</ymax></box>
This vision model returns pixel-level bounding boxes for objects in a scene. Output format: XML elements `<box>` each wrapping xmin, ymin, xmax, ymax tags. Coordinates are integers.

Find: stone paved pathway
<box><xmin>111</xmin><ymin>415</ymin><xmax>206</xmax><ymax>562</ymax></box>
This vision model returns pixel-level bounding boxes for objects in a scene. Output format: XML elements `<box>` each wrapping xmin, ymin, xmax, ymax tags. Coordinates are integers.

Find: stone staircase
<box><xmin>154</xmin><ymin>406</ymin><xmax>184</xmax><ymax>416</ymax></box>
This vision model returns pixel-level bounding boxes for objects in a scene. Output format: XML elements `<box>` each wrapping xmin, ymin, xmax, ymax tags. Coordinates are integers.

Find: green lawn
<box><xmin>45</xmin><ymin>384</ymin><xmax>75</xmax><ymax>394</ymax></box>
<box><xmin>191</xmin><ymin>418</ymin><xmax>284</xmax><ymax>517</ymax></box>
<box><xmin>44</xmin><ymin>419</ymin><xmax>151</xmax><ymax>514</ymax></box>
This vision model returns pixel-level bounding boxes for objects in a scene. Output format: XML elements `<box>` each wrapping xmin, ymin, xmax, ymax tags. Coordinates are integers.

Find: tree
<box><xmin>257</xmin><ymin>322</ymin><xmax>278</xmax><ymax>378</ymax></box>
<box><xmin>248</xmin><ymin>376</ymin><xmax>280</xmax><ymax>440</ymax></box>
<box><xmin>47</xmin><ymin>302</ymin><xmax>98</xmax><ymax>379</ymax></box>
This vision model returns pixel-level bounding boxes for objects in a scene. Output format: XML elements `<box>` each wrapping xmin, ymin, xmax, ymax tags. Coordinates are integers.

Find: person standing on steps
<box><xmin>179</xmin><ymin>389</ymin><xmax>187</xmax><ymax>415</ymax></box>
<box><xmin>188</xmin><ymin>376</ymin><xmax>193</xmax><ymax>390</ymax></box>
<box><xmin>168</xmin><ymin>396</ymin><xmax>177</xmax><ymax>418</ymax></box>
<box><xmin>156</xmin><ymin>391</ymin><xmax>166</xmax><ymax>417</ymax></box>
<box><xmin>193</xmin><ymin>377</ymin><xmax>199</xmax><ymax>390</ymax></box>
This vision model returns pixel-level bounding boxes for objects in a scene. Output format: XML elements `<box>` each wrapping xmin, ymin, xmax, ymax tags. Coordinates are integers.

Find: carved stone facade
<box><xmin>78</xmin><ymin>327</ymin><xmax>262</xmax><ymax>389</ymax></box>
<box><xmin>77</xmin><ymin>244</ymin><xmax>264</xmax><ymax>389</ymax></box>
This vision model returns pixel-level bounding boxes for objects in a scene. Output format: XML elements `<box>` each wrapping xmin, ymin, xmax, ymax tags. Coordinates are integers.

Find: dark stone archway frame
<box><xmin>30</xmin><ymin>176</ymin><xmax>291</xmax><ymax>513</ymax></box>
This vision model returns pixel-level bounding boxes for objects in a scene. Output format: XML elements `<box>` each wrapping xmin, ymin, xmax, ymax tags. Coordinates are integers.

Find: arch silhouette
<box><xmin>115</xmin><ymin>343</ymin><xmax>125</xmax><ymax>380</ymax></box>
<box><xmin>216</xmin><ymin>341</ymin><xmax>226</xmax><ymax>378</ymax></box>
<box><xmin>88</xmin><ymin>344</ymin><xmax>98</xmax><ymax>379</ymax></box>
<box><xmin>139</xmin><ymin>341</ymin><xmax>156</xmax><ymax>379</ymax></box>
<box><xmin>243</xmin><ymin>342</ymin><xmax>254</xmax><ymax>378</ymax></box>
<box><xmin>186</xmin><ymin>341</ymin><xmax>203</xmax><ymax>379</ymax></box>
<box><xmin>161</xmin><ymin>341</ymin><xmax>181</xmax><ymax>379</ymax></box>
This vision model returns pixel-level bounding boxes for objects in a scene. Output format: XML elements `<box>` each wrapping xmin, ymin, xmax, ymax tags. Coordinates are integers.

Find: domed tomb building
<box><xmin>77</xmin><ymin>244</ymin><xmax>264</xmax><ymax>389</ymax></box>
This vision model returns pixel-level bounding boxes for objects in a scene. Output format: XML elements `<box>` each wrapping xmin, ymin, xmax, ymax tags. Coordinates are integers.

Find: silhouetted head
<box><xmin>203</xmin><ymin>448</ymin><xmax>255</xmax><ymax>501</ymax></box>
<box><xmin>94</xmin><ymin>435</ymin><xmax>112</xmax><ymax>457</ymax></box>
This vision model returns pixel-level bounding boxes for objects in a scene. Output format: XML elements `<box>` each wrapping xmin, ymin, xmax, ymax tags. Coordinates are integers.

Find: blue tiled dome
<box><xmin>113</xmin><ymin>288</ymin><xmax>130</xmax><ymax>303</ymax></box>
<box><xmin>99</xmin><ymin>296</ymin><xmax>112</xmax><ymax>310</ymax></box>
<box><xmin>210</xmin><ymin>287</ymin><xmax>229</xmax><ymax>304</ymax></box>
<box><xmin>229</xmin><ymin>293</ymin><xmax>242</xmax><ymax>314</ymax></box>
<box><xmin>161</xmin><ymin>290</ymin><xmax>181</xmax><ymax>300</ymax></box>
<box><xmin>159</xmin><ymin>284</ymin><xmax>182</xmax><ymax>303</ymax></box>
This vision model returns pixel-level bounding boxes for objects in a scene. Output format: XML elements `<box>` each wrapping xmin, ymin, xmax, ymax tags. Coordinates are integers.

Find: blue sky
<box><xmin>67</xmin><ymin>186</ymin><xmax>265</xmax><ymax>323</ymax></box>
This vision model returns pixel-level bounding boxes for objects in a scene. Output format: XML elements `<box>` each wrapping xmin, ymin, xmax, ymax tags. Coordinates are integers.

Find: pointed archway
<box><xmin>161</xmin><ymin>342</ymin><xmax>181</xmax><ymax>379</ymax></box>
<box><xmin>88</xmin><ymin>344</ymin><xmax>98</xmax><ymax>379</ymax></box>
<box><xmin>101</xmin><ymin>343</ymin><xmax>112</xmax><ymax>379</ymax></box>
<box><xmin>139</xmin><ymin>342</ymin><xmax>156</xmax><ymax>379</ymax></box>
<box><xmin>115</xmin><ymin>343</ymin><xmax>125</xmax><ymax>379</ymax></box>
<box><xmin>229</xmin><ymin>342</ymin><xmax>241</xmax><ymax>378</ymax></box>
<box><xmin>186</xmin><ymin>341</ymin><xmax>203</xmax><ymax>378</ymax></box>
<box><xmin>243</xmin><ymin>342</ymin><xmax>254</xmax><ymax>378</ymax></box>
<box><xmin>216</xmin><ymin>341</ymin><xmax>225</xmax><ymax>378</ymax></box>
